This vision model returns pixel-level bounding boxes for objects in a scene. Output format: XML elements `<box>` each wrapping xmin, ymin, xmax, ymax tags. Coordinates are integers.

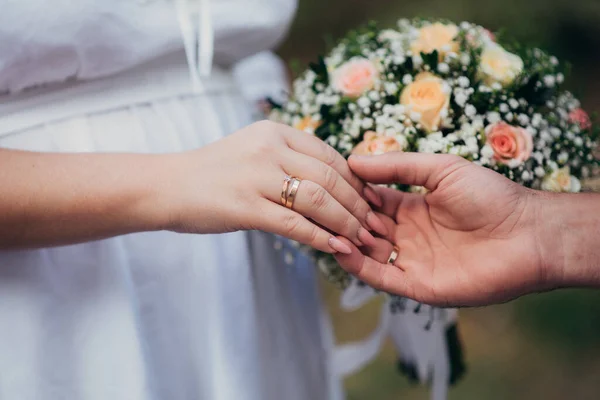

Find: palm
<box><xmin>390</xmin><ymin>164</ymin><xmax>539</xmax><ymax>306</ymax></box>
<box><xmin>337</xmin><ymin>153</ymin><xmax>545</xmax><ymax>307</ymax></box>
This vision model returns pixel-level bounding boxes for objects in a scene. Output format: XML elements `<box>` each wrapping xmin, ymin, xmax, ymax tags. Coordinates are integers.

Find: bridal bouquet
<box><xmin>270</xmin><ymin>18</ymin><xmax>598</xmax><ymax>393</ymax></box>
<box><xmin>271</xmin><ymin>18</ymin><xmax>598</xmax><ymax>287</ymax></box>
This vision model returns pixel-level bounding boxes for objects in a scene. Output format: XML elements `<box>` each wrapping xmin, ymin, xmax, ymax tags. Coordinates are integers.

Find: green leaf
<box><xmin>421</xmin><ymin>50</ymin><xmax>439</xmax><ymax>71</ymax></box>
<box><xmin>308</xmin><ymin>55</ymin><xmax>329</xmax><ymax>85</ymax></box>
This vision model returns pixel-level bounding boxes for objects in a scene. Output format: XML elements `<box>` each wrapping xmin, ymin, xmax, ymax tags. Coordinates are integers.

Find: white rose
<box><xmin>541</xmin><ymin>167</ymin><xmax>581</xmax><ymax>193</ymax></box>
<box><xmin>478</xmin><ymin>44</ymin><xmax>524</xmax><ymax>87</ymax></box>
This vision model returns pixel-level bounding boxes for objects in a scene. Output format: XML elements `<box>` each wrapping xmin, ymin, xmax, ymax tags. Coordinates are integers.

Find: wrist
<box><xmin>132</xmin><ymin>153</ymin><xmax>189</xmax><ymax>233</ymax></box>
<box><xmin>145</xmin><ymin>149</ymin><xmax>228</xmax><ymax>234</ymax></box>
<box><xmin>532</xmin><ymin>191</ymin><xmax>600</xmax><ymax>289</ymax></box>
<box><xmin>530</xmin><ymin>191</ymin><xmax>566</xmax><ymax>290</ymax></box>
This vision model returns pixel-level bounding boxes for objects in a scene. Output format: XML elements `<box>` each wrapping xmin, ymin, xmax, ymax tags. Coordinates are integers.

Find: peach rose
<box><xmin>332</xmin><ymin>58</ymin><xmax>379</xmax><ymax>98</ymax></box>
<box><xmin>411</xmin><ymin>23</ymin><xmax>459</xmax><ymax>58</ymax></box>
<box><xmin>400</xmin><ymin>72</ymin><xmax>450</xmax><ymax>132</ymax></box>
<box><xmin>541</xmin><ymin>167</ymin><xmax>581</xmax><ymax>193</ymax></box>
<box><xmin>294</xmin><ymin>116</ymin><xmax>321</xmax><ymax>133</ymax></box>
<box><xmin>352</xmin><ymin>131</ymin><xmax>402</xmax><ymax>156</ymax></box>
<box><xmin>485</xmin><ymin>122</ymin><xmax>533</xmax><ymax>163</ymax></box>
<box><xmin>569</xmin><ymin>108</ymin><xmax>592</xmax><ymax>130</ymax></box>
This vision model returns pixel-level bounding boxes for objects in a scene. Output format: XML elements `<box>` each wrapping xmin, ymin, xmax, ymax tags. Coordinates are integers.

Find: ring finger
<box><xmin>363</xmin><ymin>237</ymin><xmax>404</xmax><ymax>270</ymax></box>
<box><xmin>289</xmin><ymin>179</ymin><xmax>377</xmax><ymax>247</ymax></box>
<box><xmin>282</xmin><ymin>150</ymin><xmax>388</xmax><ymax>233</ymax></box>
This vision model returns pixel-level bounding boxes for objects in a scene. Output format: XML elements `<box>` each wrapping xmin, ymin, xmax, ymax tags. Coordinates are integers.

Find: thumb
<box><xmin>348</xmin><ymin>152</ymin><xmax>467</xmax><ymax>191</ymax></box>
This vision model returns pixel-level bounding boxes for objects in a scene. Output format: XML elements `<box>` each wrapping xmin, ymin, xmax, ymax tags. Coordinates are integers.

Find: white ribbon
<box><xmin>333</xmin><ymin>281</ymin><xmax>387</xmax><ymax>376</ymax></box>
<box><xmin>175</xmin><ymin>0</ymin><xmax>214</xmax><ymax>92</ymax></box>
<box><xmin>333</xmin><ymin>280</ymin><xmax>457</xmax><ymax>400</ymax></box>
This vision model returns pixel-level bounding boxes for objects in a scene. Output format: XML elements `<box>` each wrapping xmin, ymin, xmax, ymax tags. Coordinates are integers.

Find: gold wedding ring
<box><xmin>281</xmin><ymin>176</ymin><xmax>292</xmax><ymax>206</ymax></box>
<box><xmin>281</xmin><ymin>176</ymin><xmax>302</xmax><ymax>210</ymax></box>
<box><xmin>285</xmin><ymin>179</ymin><xmax>301</xmax><ymax>209</ymax></box>
<box><xmin>387</xmin><ymin>246</ymin><xmax>400</xmax><ymax>265</ymax></box>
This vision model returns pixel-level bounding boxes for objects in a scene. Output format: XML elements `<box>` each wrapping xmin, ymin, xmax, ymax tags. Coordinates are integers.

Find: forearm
<box><xmin>535</xmin><ymin>191</ymin><xmax>600</xmax><ymax>288</ymax></box>
<box><xmin>0</xmin><ymin>149</ymin><xmax>174</xmax><ymax>249</ymax></box>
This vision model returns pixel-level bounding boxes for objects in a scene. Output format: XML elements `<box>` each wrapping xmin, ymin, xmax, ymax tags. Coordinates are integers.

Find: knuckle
<box><xmin>253</xmin><ymin>119</ymin><xmax>276</xmax><ymax>132</ymax></box>
<box><xmin>250</xmin><ymin>142</ymin><xmax>274</xmax><ymax>160</ymax></box>
<box><xmin>252</xmin><ymin>120</ymin><xmax>285</xmax><ymax>142</ymax></box>
<box><xmin>283</xmin><ymin>213</ymin><xmax>303</xmax><ymax>236</ymax></box>
<box><xmin>308</xmin><ymin>225</ymin><xmax>321</xmax><ymax>246</ymax></box>
<box><xmin>343</xmin><ymin>214</ymin><xmax>360</xmax><ymax>236</ymax></box>
<box><xmin>322</xmin><ymin>166</ymin><xmax>338</xmax><ymax>191</ymax></box>
<box><xmin>348</xmin><ymin>173</ymin><xmax>364</xmax><ymax>192</ymax></box>
<box><xmin>308</xmin><ymin>184</ymin><xmax>329</xmax><ymax>210</ymax></box>
<box><xmin>392</xmin><ymin>163</ymin><xmax>407</xmax><ymax>182</ymax></box>
<box><xmin>350</xmin><ymin>196</ymin><xmax>367</xmax><ymax>218</ymax></box>
<box><xmin>323</xmin><ymin>144</ymin><xmax>339</xmax><ymax>167</ymax></box>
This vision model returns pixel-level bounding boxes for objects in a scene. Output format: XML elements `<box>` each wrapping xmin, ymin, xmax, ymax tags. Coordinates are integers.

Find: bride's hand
<box><xmin>163</xmin><ymin>121</ymin><xmax>388</xmax><ymax>254</ymax></box>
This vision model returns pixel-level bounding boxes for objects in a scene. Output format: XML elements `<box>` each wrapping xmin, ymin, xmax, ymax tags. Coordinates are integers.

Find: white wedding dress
<box><xmin>0</xmin><ymin>1</ymin><xmax>343</xmax><ymax>399</ymax></box>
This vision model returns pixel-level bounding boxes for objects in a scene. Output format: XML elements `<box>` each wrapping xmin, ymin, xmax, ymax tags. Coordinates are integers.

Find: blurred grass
<box><xmin>277</xmin><ymin>1</ymin><xmax>600</xmax><ymax>398</ymax></box>
<box><xmin>323</xmin><ymin>282</ymin><xmax>600</xmax><ymax>400</ymax></box>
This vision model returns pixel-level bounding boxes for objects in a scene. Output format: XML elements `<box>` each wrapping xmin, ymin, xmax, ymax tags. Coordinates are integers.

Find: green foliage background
<box><xmin>276</xmin><ymin>1</ymin><xmax>600</xmax><ymax>399</ymax></box>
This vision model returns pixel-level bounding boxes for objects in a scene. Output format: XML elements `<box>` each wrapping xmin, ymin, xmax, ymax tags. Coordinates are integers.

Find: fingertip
<box><xmin>332</xmin><ymin>237</ymin><xmax>364</xmax><ymax>274</ymax></box>
<box><xmin>357</xmin><ymin>227</ymin><xmax>378</xmax><ymax>247</ymax></box>
<box><xmin>366</xmin><ymin>211</ymin><xmax>388</xmax><ymax>236</ymax></box>
<box><xmin>332</xmin><ymin>236</ymin><xmax>355</xmax><ymax>254</ymax></box>
<box><xmin>348</xmin><ymin>154</ymin><xmax>372</xmax><ymax>168</ymax></box>
<box><xmin>335</xmin><ymin>236</ymin><xmax>356</xmax><ymax>251</ymax></box>
<box><xmin>363</xmin><ymin>184</ymin><xmax>383</xmax><ymax>208</ymax></box>
<box><xmin>328</xmin><ymin>237</ymin><xmax>352</xmax><ymax>255</ymax></box>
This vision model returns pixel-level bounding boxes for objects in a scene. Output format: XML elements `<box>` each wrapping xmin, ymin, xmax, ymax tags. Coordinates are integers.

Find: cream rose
<box><xmin>400</xmin><ymin>72</ymin><xmax>450</xmax><ymax>132</ymax></box>
<box><xmin>541</xmin><ymin>167</ymin><xmax>581</xmax><ymax>193</ymax></box>
<box><xmin>411</xmin><ymin>23</ymin><xmax>459</xmax><ymax>58</ymax></box>
<box><xmin>485</xmin><ymin>122</ymin><xmax>533</xmax><ymax>164</ymax></box>
<box><xmin>352</xmin><ymin>131</ymin><xmax>403</xmax><ymax>156</ymax></box>
<box><xmin>332</xmin><ymin>58</ymin><xmax>379</xmax><ymax>98</ymax></box>
<box><xmin>478</xmin><ymin>44</ymin><xmax>524</xmax><ymax>86</ymax></box>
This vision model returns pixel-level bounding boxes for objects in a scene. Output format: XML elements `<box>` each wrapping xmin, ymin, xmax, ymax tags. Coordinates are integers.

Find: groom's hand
<box><xmin>333</xmin><ymin>152</ymin><xmax>553</xmax><ymax>307</ymax></box>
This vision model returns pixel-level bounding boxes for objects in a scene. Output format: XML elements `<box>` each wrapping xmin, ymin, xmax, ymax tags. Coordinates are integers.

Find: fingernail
<box><xmin>329</xmin><ymin>237</ymin><xmax>352</xmax><ymax>255</ymax></box>
<box><xmin>357</xmin><ymin>227</ymin><xmax>377</xmax><ymax>247</ymax></box>
<box><xmin>366</xmin><ymin>212</ymin><xmax>388</xmax><ymax>236</ymax></box>
<box><xmin>363</xmin><ymin>185</ymin><xmax>383</xmax><ymax>208</ymax></box>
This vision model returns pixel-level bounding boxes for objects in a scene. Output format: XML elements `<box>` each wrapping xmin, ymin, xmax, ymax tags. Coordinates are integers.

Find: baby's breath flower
<box><xmin>544</xmin><ymin>75</ymin><xmax>556</xmax><ymax>87</ymax></box>
<box><xmin>487</xmin><ymin>111</ymin><xmax>501</xmax><ymax>124</ymax></box>
<box><xmin>457</xmin><ymin>76</ymin><xmax>470</xmax><ymax>88</ymax></box>
<box><xmin>465</xmin><ymin>104</ymin><xmax>477</xmax><ymax>117</ymax></box>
